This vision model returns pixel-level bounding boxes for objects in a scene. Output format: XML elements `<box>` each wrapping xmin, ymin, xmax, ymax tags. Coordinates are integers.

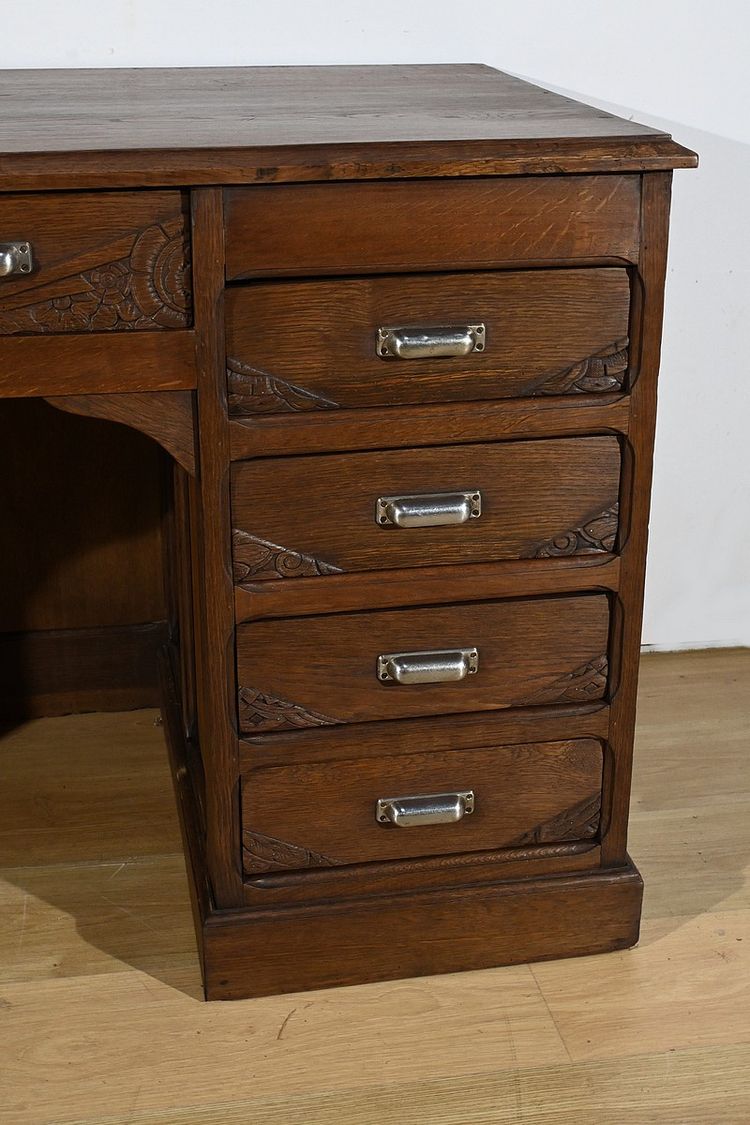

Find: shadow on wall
<box><xmin>533</xmin><ymin>88</ymin><xmax>750</xmax><ymax>650</ymax></box>
<box><xmin>644</xmin><ymin>122</ymin><xmax>750</xmax><ymax>650</ymax></box>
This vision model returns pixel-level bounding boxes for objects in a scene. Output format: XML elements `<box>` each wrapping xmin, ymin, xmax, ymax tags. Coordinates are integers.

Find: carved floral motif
<box><xmin>534</xmin><ymin>338</ymin><xmax>629</xmax><ymax>395</ymax></box>
<box><xmin>0</xmin><ymin>217</ymin><xmax>192</xmax><ymax>333</ymax></box>
<box><xmin>243</xmin><ymin>830</ymin><xmax>339</xmax><ymax>874</ymax></box>
<box><xmin>525</xmin><ymin>503</ymin><xmax>619</xmax><ymax>558</ymax></box>
<box><xmin>238</xmin><ymin>686</ymin><xmax>339</xmax><ymax>731</ymax></box>
<box><xmin>525</xmin><ymin>655</ymin><xmax>609</xmax><ymax>706</ymax></box>
<box><xmin>232</xmin><ymin>529</ymin><xmax>342</xmax><ymax>582</ymax></box>
<box><xmin>227</xmin><ymin>357</ymin><xmax>340</xmax><ymax>415</ymax></box>
<box><xmin>509</xmin><ymin>792</ymin><xmax>602</xmax><ymax>846</ymax></box>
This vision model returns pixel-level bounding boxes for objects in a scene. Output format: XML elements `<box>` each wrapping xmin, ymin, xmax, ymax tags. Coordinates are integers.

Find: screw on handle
<box><xmin>0</xmin><ymin>242</ymin><xmax>33</xmax><ymax>278</ymax></box>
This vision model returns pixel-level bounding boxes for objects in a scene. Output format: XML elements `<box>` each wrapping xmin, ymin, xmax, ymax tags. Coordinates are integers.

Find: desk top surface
<box><xmin>0</xmin><ymin>64</ymin><xmax>697</xmax><ymax>189</ymax></box>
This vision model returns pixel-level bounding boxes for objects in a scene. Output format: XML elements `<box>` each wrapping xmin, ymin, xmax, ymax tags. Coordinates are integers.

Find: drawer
<box><xmin>0</xmin><ymin>191</ymin><xmax>191</xmax><ymax>334</ymax></box>
<box><xmin>242</xmin><ymin>738</ymin><xmax>604</xmax><ymax>874</ymax></box>
<box><xmin>231</xmin><ymin>436</ymin><xmax>621</xmax><ymax>583</ymax></box>
<box><xmin>236</xmin><ymin>594</ymin><xmax>610</xmax><ymax>732</ymax></box>
<box><xmin>225</xmin><ymin>268</ymin><xmax>631</xmax><ymax>415</ymax></box>
<box><xmin>224</xmin><ymin>176</ymin><xmax>640</xmax><ymax>279</ymax></box>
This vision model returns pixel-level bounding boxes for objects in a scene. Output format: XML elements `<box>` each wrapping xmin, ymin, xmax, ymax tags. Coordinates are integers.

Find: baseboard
<box><xmin>0</xmin><ymin>620</ymin><xmax>168</xmax><ymax>719</ymax></box>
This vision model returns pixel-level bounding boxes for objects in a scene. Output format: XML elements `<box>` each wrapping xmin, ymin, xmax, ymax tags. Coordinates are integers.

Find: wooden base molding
<box><xmin>202</xmin><ymin>863</ymin><xmax>643</xmax><ymax>1001</ymax></box>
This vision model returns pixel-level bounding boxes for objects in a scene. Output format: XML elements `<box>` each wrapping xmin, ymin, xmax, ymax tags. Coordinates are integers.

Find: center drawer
<box><xmin>231</xmin><ymin>435</ymin><xmax>621</xmax><ymax>583</ymax></box>
<box><xmin>241</xmin><ymin>738</ymin><xmax>604</xmax><ymax>875</ymax></box>
<box><xmin>236</xmin><ymin>593</ymin><xmax>610</xmax><ymax>732</ymax></box>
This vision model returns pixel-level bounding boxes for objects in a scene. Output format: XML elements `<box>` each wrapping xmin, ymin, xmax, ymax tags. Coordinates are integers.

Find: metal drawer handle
<box><xmin>377</xmin><ymin>323</ymin><xmax>485</xmax><ymax>359</ymax></box>
<box><xmin>377</xmin><ymin>647</ymin><xmax>479</xmax><ymax>684</ymax></box>
<box><xmin>376</xmin><ymin>489</ymin><xmax>482</xmax><ymax>528</ymax></box>
<box><xmin>0</xmin><ymin>242</ymin><xmax>33</xmax><ymax>278</ymax></box>
<box><xmin>376</xmin><ymin>790</ymin><xmax>475</xmax><ymax>827</ymax></box>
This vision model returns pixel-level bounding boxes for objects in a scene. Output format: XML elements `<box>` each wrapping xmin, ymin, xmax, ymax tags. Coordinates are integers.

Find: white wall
<box><xmin>1</xmin><ymin>0</ymin><xmax>748</xmax><ymax>649</ymax></box>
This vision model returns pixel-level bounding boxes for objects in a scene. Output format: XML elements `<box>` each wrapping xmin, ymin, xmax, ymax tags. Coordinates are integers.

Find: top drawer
<box><xmin>226</xmin><ymin>267</ymin><xmax>630</xmax><ymax>414</ymax></box>
<box><xmin>0</xmin><ymin>191</ymin><xmax>191</xmax><ymax>334</ymax></box>
<box><xmin>224</xmin><ymin>176</ymin><xmax>640</xmax><ymax>279</ymax></box>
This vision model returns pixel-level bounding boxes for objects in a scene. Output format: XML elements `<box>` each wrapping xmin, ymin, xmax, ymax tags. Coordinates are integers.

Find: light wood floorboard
<box><xmin>0</xmin><ymin>649</ymin><xmax>748</xmax><ymax>1123</ymax></box>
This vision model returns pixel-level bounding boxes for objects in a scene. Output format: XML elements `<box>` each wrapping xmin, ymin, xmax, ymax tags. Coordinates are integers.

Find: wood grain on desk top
<box><xmin>0</xmin><ymin>64</ymin><xmax>697</xmax><ymax>188</ymax></box>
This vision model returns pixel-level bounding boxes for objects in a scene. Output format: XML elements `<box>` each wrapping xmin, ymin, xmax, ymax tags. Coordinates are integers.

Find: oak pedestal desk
<box><xmin>0</xmin><ymin>65</ymin><xmax>696</xmax><ymax>999</ymax></box>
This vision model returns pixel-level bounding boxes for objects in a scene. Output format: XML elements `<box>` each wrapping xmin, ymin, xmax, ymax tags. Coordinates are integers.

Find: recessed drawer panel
<box><xmin>224</xmin><ymin>176</ymin><xmax>640</xmax><ymax>279</ymax></box>
<box><xmin>236</xmin><ymin>594</ymin><xmax>610</xmax><ymax>732</ymax></box>
<box><xmin>0</xmin><ymin>191</ymin><xmax>191</xmax><ymax>334</ymax></box>
<box><xmin>225</xmin><ymin>268</ymin><xmax>631</xmax><ymax>415</ymax></box>
<box><xmin>241</xmin><ymin>738</ymin><xmax>604</xmax><ymax>874</ymax></box>
<box><xmin>231</xmin><ymin>436</ymin><xmax>621</xmax><ymax>583</ymax></box>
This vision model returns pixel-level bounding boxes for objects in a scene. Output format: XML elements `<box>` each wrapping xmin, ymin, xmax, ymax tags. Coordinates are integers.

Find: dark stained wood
<box><xmin>229</xmin><ymin>394</ymin><xmax>631</xmax><ymax>461</ymax></box>
<box><xmin>159</xmin><ymin>644</ymin><xmax>213</xmax><ymax>966</ymax></box>
<box><xmin>0</xmin><ymin>398</ymin><xmax>164</xmax><ymax>634</ymax></box>
<box><xmin>167</xmin><ymin>467</ymin><xmax>198</xmax><ymax>743</ymax></box>
<box><xmin>237</xmin><ymin>699</ymin><xmax>610</xmax><ymax>907</ymax></box>
<box><xmin>234</xmin><ymin>554</ymin><xmax>621</xmax><ymax>624</ymax></box>
<box><xmin>0</xmin><ymin>66</ymin><xmax>696</xmax><ymax>191</ymax></box>
<box><xmin>231</xmin><ymin>436</ymin><xmax>621</xmax><ymax>582</ymax></box>
<box><xmin>46</xmin><ymin>391</ymin><xmax>197</xmax><ymax>475</ymax></box>
<box><xmin>0</xmin><ymin>190</ymin><xmax>191</xmax><ymax>332</ymax></box>
<box><xmin>187</xmin><ymin>188</ymin><xmax>243</xmax><ymax>908</ymax></box>
<box><xmin>225</xmin><ymin>176</ymin><xmax>641</xmax><ymax>279</ymax></box>
<box><xmin>236</xmin><ymin>594</ymin><xmax>610</xmax><ymax>731</ymax></box>
<box><xmin>241</xmin><ymin>843</ymin><xmax>603</xmax><ymax>908</ymax></box>
<box><xmin>0</xmin><ymin>331</ymin><xmax>196</xmax><ymax>397</ymax></box>
<box><xmin>242</xmin><ymin>738</ymin><xmax>603</xmax><ymax>872</ymax></box>
<box><xmin>226</xmin><ymin>269</ymin><xmax>631</xmax><ymax>414</ymax></box>
<box><xmin>240</xmin><ymin>700</ymin><xmax>610</xmax><ymax>766</ymax></box>
<box><xmin>0</xmin><ymin>620</ymin><xmax>166</xmax><ymax>719</ymax></box>
<box><xmin>0</xmin><ymin>139</ymin><xmax>698</xmax><ymax>194</ymax></box>
<box><xmin>202</xmin><ymin>864</ymin><xmax>643</xmax><ymax>999</ymax></box>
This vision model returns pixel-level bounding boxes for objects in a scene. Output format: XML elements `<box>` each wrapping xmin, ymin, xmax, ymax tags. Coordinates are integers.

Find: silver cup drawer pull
<box><xmin>376</xmin><ymin>490</ymin><xmax>482</xmax><ymax>528</ymax></box>
<box><xmin>377</xmin><ymin>648</ymin><xmax>479</xmax><ymax>684</ymax></box>
<box><xmin>376</xmin><ymin>790</ymin><xmax>475</xmax><ymax>827</ymax></box>
<box><xmin>0</xmin><ymin>241</ymin><xmax>33</xmax><ymax>278</ymax></box>
<box><xmin>377</xmin><ymin>323</ymin><xmax>485</xmax><ymax>359</ymax></box>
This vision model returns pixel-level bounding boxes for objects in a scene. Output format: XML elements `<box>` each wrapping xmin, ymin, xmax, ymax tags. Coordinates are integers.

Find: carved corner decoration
<box><xmin>509</xmin><ymin>792</ymin><xmax>602</xmax><ymax>847</ymax></box>
<box><xmin>44</xmin><ymin>391</ymin><xmax>197</xmax><ymax>475</ymax></box>
<box><xmin>524</xmin><ymin>502</ymin><xmax>619</xmax><ymax>559</ymax></box>
<box><xmin>533</xmin><ymin>338</ymin><xmax>629</xmax><ymax>396</ymax></box>
<box><xmin>243</xmin><ymin>830</ymin><xmax>340</xmax><ymax>874</ymax></box>
<box><xmin>0</xmin><ymin>217</ymin><xmax>192</xmax><ymax>334</ymax></box>
<box><xmin>232</xmin><ymin>529</ymin><xmax>343</xmax><ymax>582</ymax></box>
<box><xmin>226</xmin><ymin>357</ymin><xmax>341</xmax><ymax>415</ymax></box>
<box><xmin>524</xmin><ymin>655</ymin><xmax>609</xmax><ymax>706</ymax></box>
<box><xmin>238</xmin><ymin>686</ymin><xmax>340</xmax><ymax>731</ymax></box>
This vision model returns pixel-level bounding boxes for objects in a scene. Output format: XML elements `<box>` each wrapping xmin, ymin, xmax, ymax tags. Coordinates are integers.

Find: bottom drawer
<box><xmin>241</xmin><ymin>738</ymin><xmax>603</xmax><ymax>875</ymax></box>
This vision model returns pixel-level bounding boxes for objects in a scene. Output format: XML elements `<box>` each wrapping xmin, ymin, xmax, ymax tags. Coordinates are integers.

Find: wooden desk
<box><xmin>0</xmin><ymin>64</ymin><xmax>696</xmax><ymax>999</ymax></box>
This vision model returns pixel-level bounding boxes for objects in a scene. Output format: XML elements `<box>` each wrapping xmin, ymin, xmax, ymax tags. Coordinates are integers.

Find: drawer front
<box><xmin>242</xmin><ymin>738</ymin><xmax>604</xmax><ymax>874</ymax></box>
<box><xmin>236</xmin><ymin>594</ymin><xmax>610</xmax><ymax>731</ymax></box>
<box><xmin>226</xmin><ymin>269</ymin><xmax>630</xmax><ymax>415</ymax></box>
<box><xmin>0</xmin><ymin>191</ymin><xmax>191</xmax><ymax>334</ymax></box>
<box><xmin>231</xmin><ymin>436</ymin><xmax>621</xmax><ymax>583</ymax></box>
<box><xmin>224</xmin><ymin>176</ymin><xmax>640</xmax><ymax>279</ymax></box>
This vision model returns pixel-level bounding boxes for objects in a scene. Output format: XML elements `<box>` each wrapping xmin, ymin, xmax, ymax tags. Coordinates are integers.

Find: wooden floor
<box><xmin>1</xmin><ymin>649</ymin><xmax>748</xmax><ymax>1124</ymax></box>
